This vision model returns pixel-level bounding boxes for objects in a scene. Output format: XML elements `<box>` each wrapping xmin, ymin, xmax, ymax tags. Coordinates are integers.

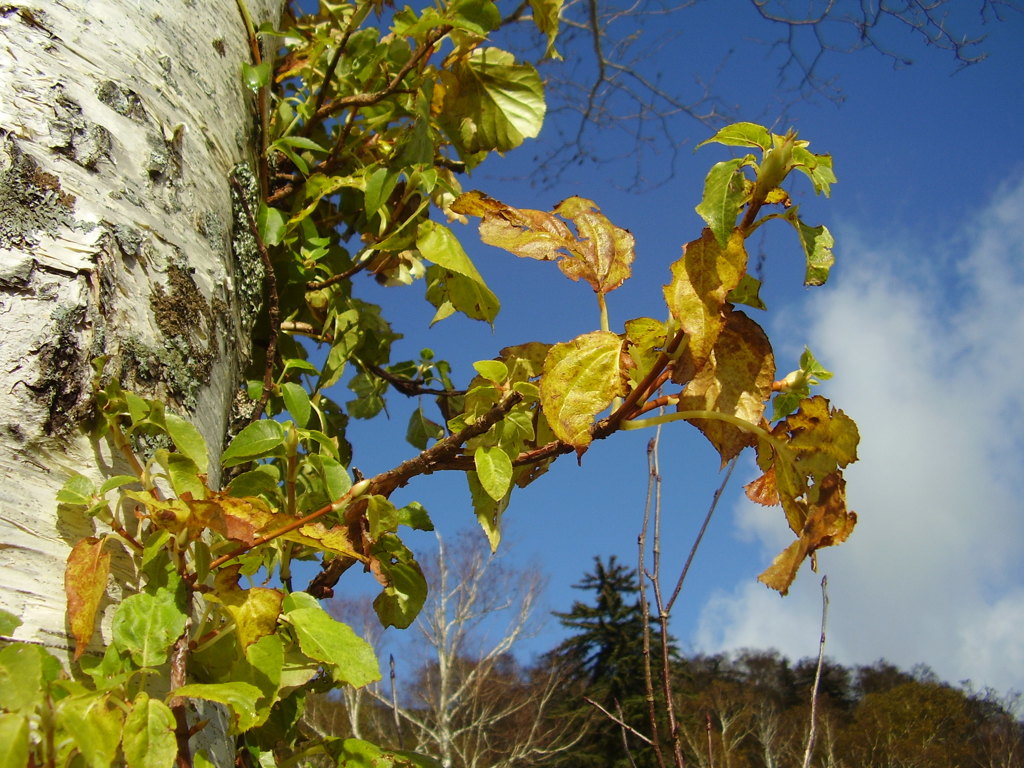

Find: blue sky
<box><xmin>329</xmin><ymin>3</ymin><xmax>1024</xmax><ymax>696</ymax></box>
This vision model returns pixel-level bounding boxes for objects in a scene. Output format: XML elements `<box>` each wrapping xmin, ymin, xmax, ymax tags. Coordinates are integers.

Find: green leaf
<box><xmin>418</xmin><ymin>220</ymin><xmax>500</xmax><ymax>323</ymax></box>
<box><xmin>396</xmin><ymin>501</ymin><xmax>433</xmax><ymax>531</ymax></box>
<box><xmin>364</xmin><ymin>167</ymin><xmax>399</xmax><ymax>219</ymax></box>
<box><xmin>539</xmin><ymin>331</ymin><xmax>624</xmax><ymax>451</ymax></box>
<box><xmin>697</xmin><ymin>122</ymin><xmax>772</xmax><ymax>151</ymax></box>
<box><xmin>0</xmin><ymin>609</ymin><xmax>21</xmax><ymax>636</ymax></box>
<box><xmin>111</xmin><ymin>589</ymin><xmax>187</xmax><ymax>668</ymax></box>
<box><xmin>695</xmin><ymin>158</ymin><xmax>750</xmax><ymax>247</ymax></box>
<box><xmin>281</xmin><ymin>382</ymin><xmax>311</xmax><ymax>428</ymax></box>
<box><xmin>0</xmin><ymin>713</ymin><xmax>29</xmax><ymax>768</ymax></box>
<box><xmin>56</xmin><ymin>473</ymin><xmax>95</xmax><ymax>505</ymax></box>
<box><xmin>56</xmin><ymin>692</ymin><xmax>125</xmax><ymax>768</ymax></box>
<box><xmin>222</xmin><ymin>419</ymin><xmax>286</xmax><ymax>467</ymax></box>
<box><xmin>271</xmin><ymin>135</ymin><xmax>326</xmax><ymax>153</ymax></box>
<box><xmin>528</xmin><ymin>0</ymin><xmax>562</xmax><ymax>59</ymax></box>
<box><xmin>791</xmin><ymin>146</ymin><xmax>836</xmax><ymax>196</ymax></box>
<box><xmin>172</xmin><ymin>682</ymin><xmax>262</xmax><ymax>733</ymax></box>
<box><xmin>468</xmin><ymin>471</ymin><xmax>509</xmax><ymax>551</ymax></box>
<box><xmin>99</xmin><ymin>474</ymin><xmax>140</xmax><ymax>494</ymax></box>
<box><xmin>286</xmin><ymin>607</ymin><xmax>380</xmax><ymax>688</ymax></box>
<box><xmin>122</xmin><ymin>692</ymin><xmax>176</xmax><ymax>768</ymax></box>
<box><xmin>333</xmin><ymin>739</ymin><xmax>444</xmax><ymax>768</ymax></box>
<box><xmin>727</xmin><ymin>273</ymin><xmax>767</xmax><ymax>310</ymax></box>
<box><xmin>226</xmin><ymin>465</ymin><xmax>282</xmax><ymax>503</ymax></box>
<box><xmin>241</xmin><ymin>60</ymin><xmax>272</xmax><ymax>91</ymax></box>
<box><xmin>406</xmin><ymin>406</ymin><xmax>444</xmax><ymax>450</ymax></box>
<box><xmin>796</xmin><ymin>219</ymin><xmax>834</xmax><ymax>286</ymax></box>
<box><xmin>371</xmin><ymin>534</ymin><xmax>428</xmax><ymax>629</ymax></box>
<box><xmin>450</xmin><ymin>0</ymin><xmax>501</xmax><ymax>33</ymax></box>
<box><xmin>0</xmin><ymin>643</ymin><xmax>51</xmax><ymax>713</ymax></box>
<box><xmin>366</xmin><ymin>495</ymin><xmax>399</xmax><ymax>541</ymax></box>
<box><xmin>159</xmin><ymin>451</ymin><xmax>205</xmax><ymax>500</ymax></box>
<box><xmin>473</xmin><ymin>359</ymin><xmax>508</xmax><ymax>382</ymax></box>
<box><xmin>474</xmin><ymin>445</ymin><xmax>513</xmax><ymax>501</ymax></box>
<box><xmin>257</xmin><ymin>203</ymin><xmax>287</xmax><ymax>247</ymax></box>
<box><xmin>440</xmin><ymin>47</ymin><xmax>545</xmax><ymax>153</ymax></box>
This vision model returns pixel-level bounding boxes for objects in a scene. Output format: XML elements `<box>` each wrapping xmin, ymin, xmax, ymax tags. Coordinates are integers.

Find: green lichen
<box><xmin>229</xmin><ymin>163</ymin><xmax>265</xmax><ymax>335</ymax></box>
<box><xmin>37</xmin><ymin>304</ymin><xmax>89</xmax><ymax>437</ymax></box>
<box><xmin>0</xmin><ymin>135</ymin><xmax>75</xmax><ymax>249</ymax></box>
<box><xmin>96</xmin><ymin>80</ymin><xmax>147</xmax><ymax>122</ymax></box>
<box><xmin>140</xmin><ymin>262</ymin><xmax>216</xmax><ymax>410</ymax></box>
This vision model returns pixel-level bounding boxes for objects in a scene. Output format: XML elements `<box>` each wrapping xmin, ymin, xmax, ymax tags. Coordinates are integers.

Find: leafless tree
<box><xmin>343</xmin><ymin>531</ymin><xmax>585</xmax><ymax>768</ymax></box>
<box><xmin>501</xmin><ymin>0</ymin><xmax>1020</xmax><ymax>186</ymax></box>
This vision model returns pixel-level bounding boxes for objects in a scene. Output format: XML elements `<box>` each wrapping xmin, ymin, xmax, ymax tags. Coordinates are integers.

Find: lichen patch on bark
<box><xmin>0</xmin><ymin>135</ymin><xmax>76</xmax><ymax>250</ymax></box>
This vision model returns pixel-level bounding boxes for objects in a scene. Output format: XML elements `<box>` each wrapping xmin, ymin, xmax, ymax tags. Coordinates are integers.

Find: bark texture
<box><xmin>0</xmin><ymin>0</ymin><xmax>281</xmax><ymax>654</ymax></box>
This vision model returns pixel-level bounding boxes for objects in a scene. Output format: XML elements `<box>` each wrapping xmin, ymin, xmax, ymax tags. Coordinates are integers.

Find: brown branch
<box><xmin>315</xmin><ymin>26</ymin><xmax>449</xmax><ymax>125</ymax></box>
<box><xmin>366</xmin><ymin>391</ymin><xmax>523</xmax><ymax>498</ymax></box>
<box><xmin>366</xmin><ymin>363</ymin><xmax>466</xmax><ymax>398</ymax></box>
<box><xmin>231</xmin><ymin>178</ymin><xmax>280</xmax><ymax>423</ymax></box>
<box><xmin>170</xmin><ymin>626</ymin><xmax>193</xmax><ymax>768</ymax></box>
<box><xmin>305</xmin><ymin>257</ymin><xmax>369</xmax><ymax>290</ymax></box>
<box><xmin>307</xmin><ymin>4</ymin><xmax>369</xmax><ymax>130</ymax></box>
<box><xmin>306</xmin><ymin>392</ymin><xmax>525</xmax><ymax>598</ymax></box>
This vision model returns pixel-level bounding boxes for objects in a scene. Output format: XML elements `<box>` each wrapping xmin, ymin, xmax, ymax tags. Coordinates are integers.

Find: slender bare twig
<box><xmin>665</xmin><ymin>459</ymin><xmax>737</xmax><ymax>612</ymax></box>
<box><xmin>638</xmin><ymin>433</ymin><xmax>668</xmax><ymax>768</ymax></box>
<box><xmin>802</xmin><ymin>575</ymin><xmax>830</xmax><ymax>768</ymax></box>
<box><xmin>389</xmin><ymin>654</ymin><xmax>405</xmax><ymax>749</ymax></box>
<box><xmin>583</xmin><ymin>697</ymin><xmax>654</xmax><ymax>745</ymax></box>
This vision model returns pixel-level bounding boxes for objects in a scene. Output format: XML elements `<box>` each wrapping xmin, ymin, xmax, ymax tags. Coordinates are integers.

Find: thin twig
<box><xmin>389</xmin><ymin>654</ymin><xmax>405</xmax><ymax>749</ymax></box>
<box><xmin>583</xmin><ymin>697</ymin><xmax>654</xmax><ymax>745</ymax></box>
<box><xmin>638</xmin><ymin>433</ymin><xmax>668</xmax><ymax>768</ymax></box>
<box><xmin>665</xmin><ymin>458</ymin><xmax>737</xmax><ymax>612</ymax></box>
<box><xmin>802</xmin><ymin>575</ymin><xmax>830</xmax><ymax>768</ymax></box>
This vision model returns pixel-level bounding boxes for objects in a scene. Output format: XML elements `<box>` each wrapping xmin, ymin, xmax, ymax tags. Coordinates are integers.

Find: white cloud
<box><xmin>695</xmin><ymin>179</ymin><xmax>1024</xmax><ymax>694</ymax></box>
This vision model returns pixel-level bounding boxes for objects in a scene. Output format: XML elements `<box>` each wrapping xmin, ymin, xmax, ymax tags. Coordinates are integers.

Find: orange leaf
<box><xmin>744</xmin><ymin>468</ymin><xmax>779</xmax><ymax>506</ymax></box>
<box><xmin>65</xmin><ymin>537</ymin><xmax>111</xmax><ymax>660</ymax></box>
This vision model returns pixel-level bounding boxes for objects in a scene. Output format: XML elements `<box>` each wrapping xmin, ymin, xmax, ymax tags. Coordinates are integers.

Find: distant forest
<box><xmin>311</xmin><ymin>555</ymin><xmax>1022</xmax><ymax>768</ymax></box>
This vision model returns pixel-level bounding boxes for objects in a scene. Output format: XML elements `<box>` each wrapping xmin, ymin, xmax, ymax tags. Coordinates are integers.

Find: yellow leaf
<box><xmin>540</xmin><ymin>331</ymin><xmax>624</xmax><ymax>452</ymax></box>
<box><xmin>677</xmin><ymin>310</ymin><xmax>775</xmax><ymax>464</ymax></box>
<box><xmin>65</xmin><ymin>537</ymin><xmax>111</xmax><ymax>660</ymax></box>
<box><xmin>664</xmin><ymin>228</ymin><xmax>748</xmax><ymax>382</ymax></box>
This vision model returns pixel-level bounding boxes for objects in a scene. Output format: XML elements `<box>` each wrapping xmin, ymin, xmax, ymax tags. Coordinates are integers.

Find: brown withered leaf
<box><xmin>65</xmin><ymin>537</ymin><xmax>111</xmax><ymax>660</ymax></box>
<box><xmin>664</xmin><ymin>228</ymin><xmax>748</xmax><ymax>382</ymax></box>
<box><xmin>758</xmin><ymin>472</ymin><xmax>856</xmax><ymax>594</ymax></box>
<box><xmin>552</xmin><ymin>197</ymin><xmax>634</xmax><ymax>294</ymax></box>
<box><xmin>453</xmin><ymin>191</ymin><xmax>635</xmax><ymax>294</ymax></box>
<box><xmin>676</xmin><ymin>310</ymin><xmax>775</xmax><ymax>465</ymax></box>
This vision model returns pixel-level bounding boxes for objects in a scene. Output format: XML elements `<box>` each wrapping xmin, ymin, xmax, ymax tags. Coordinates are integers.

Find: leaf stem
<box><xmin>624</xmin><ymin>408</ymin><xmax>770</xmax><ymax>439</ymax></box>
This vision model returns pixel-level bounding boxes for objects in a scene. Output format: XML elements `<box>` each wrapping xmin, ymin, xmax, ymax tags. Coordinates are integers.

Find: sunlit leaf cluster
<box><xmin>0</xmin><ymin>2</ymin><xmax>862</xmax><ymax>765</ymax></box>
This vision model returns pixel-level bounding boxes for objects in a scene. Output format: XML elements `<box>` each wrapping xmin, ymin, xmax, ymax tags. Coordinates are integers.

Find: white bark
<box><xmin>0</xmin><ymin>0</ymin><xmax>281</xmax><ymax>654</ymax></box>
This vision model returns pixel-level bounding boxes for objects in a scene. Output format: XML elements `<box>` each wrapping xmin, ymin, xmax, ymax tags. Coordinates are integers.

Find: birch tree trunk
<box><xmin>0</xmin><ymin>0</ymin><xmax>281</xmax><ymax>653</ymax></box>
